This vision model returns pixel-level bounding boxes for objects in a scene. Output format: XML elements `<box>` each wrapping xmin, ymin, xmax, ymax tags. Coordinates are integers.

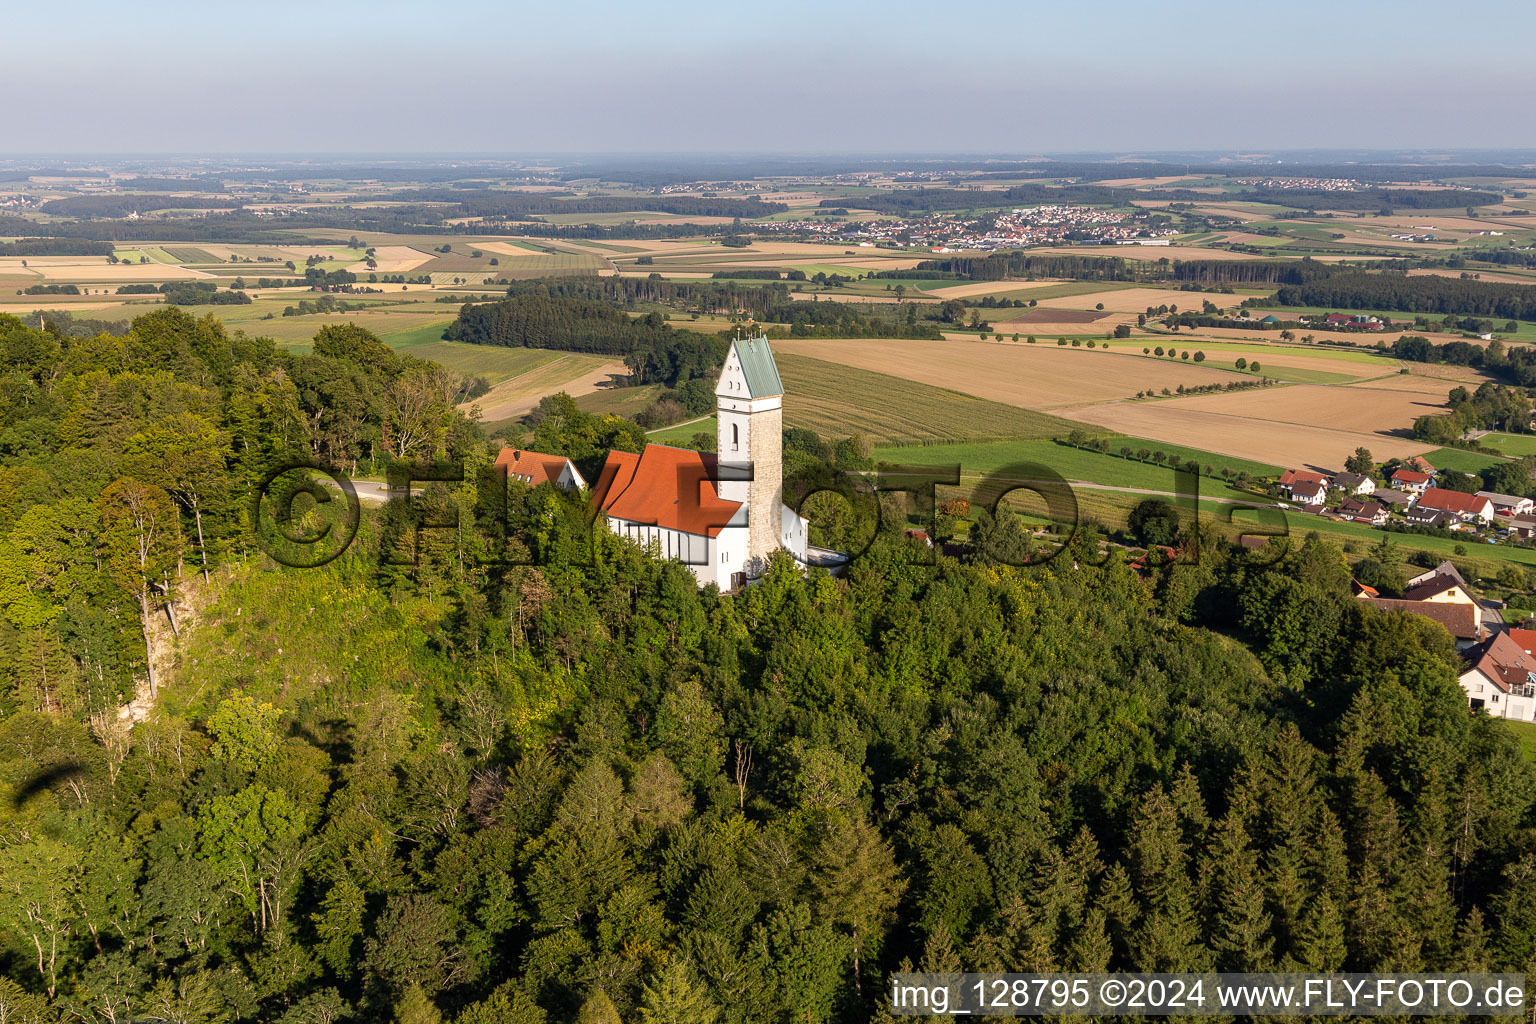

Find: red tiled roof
<box><xmin>1279</xmin><ymin>468</ymin><xmax>1329</xmax><ymax>488</ymax></box>
<box><xmin>1508</xmin><ymin>628</ymin><xmax>1536</xmax><ymax>657</ymax></box>
<box><xmin>493</xmin><ymin>447</ymin><xmax>576</xmax><ymax>488</ymax></box>
<box><xmin>1464</xmin><ymin>630</ymin><xmax>1536</xmax><ymax>692</ymax></box>
<box><xmin>593</xmin><ymin>444</ymin><xmax>742</xmax><ymax>538</ymax></box>
<box><xmin>1392</xmin><ymin>468</ymin><xmax>1432</xmax><ymax>484</ymax></box>
<box><xmin>1417</xmin><ymin>487</ymin><xmax>1492</xmax><ymax>516</ymax></box>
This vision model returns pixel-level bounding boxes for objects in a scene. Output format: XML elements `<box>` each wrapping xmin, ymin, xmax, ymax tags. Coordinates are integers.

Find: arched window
<box><xmin>732</xmin><ymin>423</ymin><xmax>739</xmax><ymax>450</ymax></box>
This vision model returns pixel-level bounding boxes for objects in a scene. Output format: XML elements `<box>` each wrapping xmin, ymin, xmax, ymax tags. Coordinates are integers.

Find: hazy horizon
<box><xmin>6</xmin><ymin>0</ymin><xmax>1534</xmax><ymax>155</ymax></box>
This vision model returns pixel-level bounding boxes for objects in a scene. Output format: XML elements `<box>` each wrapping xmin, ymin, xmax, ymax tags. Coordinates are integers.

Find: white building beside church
<box><xmin>592</xmin><ymin>333</ymin><xmax>809</xmax><ymax>589</ymax></box>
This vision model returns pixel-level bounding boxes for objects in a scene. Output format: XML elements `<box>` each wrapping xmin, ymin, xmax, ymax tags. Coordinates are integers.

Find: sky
<box><xmin>5</xmin><ymin>0</ymin><xmax>1535</xmax><ymax>155</ymax></box>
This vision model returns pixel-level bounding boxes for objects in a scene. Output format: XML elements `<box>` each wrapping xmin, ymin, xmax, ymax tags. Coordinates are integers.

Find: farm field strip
<box><xmin>466</xmin><ymin>355</ymin><xmax>628</xmax><ymax>421</ymax></box>
<box><xmin>773</xmin><ymin>337</ymin><xmax>1249</xmax><ymax>410</ymax></box>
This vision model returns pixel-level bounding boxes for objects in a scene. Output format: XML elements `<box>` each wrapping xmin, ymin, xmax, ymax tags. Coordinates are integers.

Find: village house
<box><xmin>1402</xmin><ymin>570</ymin><xmax>1479</xmax><ymax>607</ymax></box>
<box><xmin>1358</xmin><ymin>593</ymin><xmax>1483</xmax><ymax>649</ymax></box>
<box><xmin>1372</xmin><ymin>488</ymin><xmax>1412</xmax><ymax>510</ymax></box>
<box><xmin>491</xmin><ymin>448</ymin><xmax>587</xmax><ymax>491</ymax></box>
<box><xmin>592</xmin><ymin>334</ymin><xmax>809</xmax><ymax>590</ymax></box>
<box><xmin>1414</xmin><ymin>487</ymin><xmax>1495</xmax><ymax>524</ymax></box>
<box><xmin>1291</xmin><ymin>480</ymin><xmax>1328</xmax><ymax>506</ymax></box>
<box><xmin>1331</xmin><ymin>471</ymin><xmax>1375</xmax><ymax>496</ymax></box>
<box><xmin>1338</xmin><ymin>497</ymin><xmax>1388</xmax><ymax>525</ymax></box>
<box><xmin>1459</xmin><ymin>630</ymin><xmax>1536</xmax><ymax>720</ymax></box>
<box><xmin>1407</xmin><ymin>560</ymin><xmax>1465</xmax><ymax>589</ymax></box>
<box><xmin>1404</xmin><ymin>506</ymin><xmax>1453</xmax><ymax>529</ymax></box>
<box><xmin>1476</xmin><ymin>490</ymin><xmax>1536</xmax><ymax>517</ymax></box>
<box><xmin>1390</xmin><ymin>468</ymin><xmax>1433</xmax><ymax>495</ymax></box>
<box><xmin>1277</xmin><ymin>468</ymin><xmax>1330</xmax><ymax>498</ymax></box>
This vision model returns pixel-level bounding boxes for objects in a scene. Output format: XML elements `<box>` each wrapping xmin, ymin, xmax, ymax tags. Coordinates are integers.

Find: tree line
<box><xmin>1275</xmin><ymin>271</ymin><xmax>1536</xmax><ymax>321</ymax></box>
<box><xmin>0</xmin><ymin>238</ymin><xmax>113</xmax><ymax>257</ymax></box>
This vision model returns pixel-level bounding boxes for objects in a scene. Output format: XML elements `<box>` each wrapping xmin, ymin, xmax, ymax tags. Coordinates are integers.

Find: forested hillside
<box><xmin>3</xmin><ymin>309</ymin><xmax>1536</xmax><ymax>1024</ymax></box>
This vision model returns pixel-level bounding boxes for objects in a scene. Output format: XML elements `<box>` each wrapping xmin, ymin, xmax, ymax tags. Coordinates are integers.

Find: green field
<box><xmin>378</xmin><ymin>318</ymin><xmax>455</xmax><ymax>350</ymax></box>
<box><xmin>873</xmin><ymin>439</ymin><xmax>1280</xmax><ymax>493</ymax></box>
<box><xmin>580</xmin><ymin>383</ymin><xmax>668</xmax><ymax>419</ymax></box>
<box><xmin>1480</xmin><ymin>432</ymin><xmax>1536</xmax><ymax>458</ymax></box>
<box><xmin>1422</xmin><ymin>447</ymin><xmax>1514</xmax><ymax>474</ymax></box>
<box><xmin>648</xmin><ymin>416</ymin><xmax>716</xmax><ymax>444</ymax></box>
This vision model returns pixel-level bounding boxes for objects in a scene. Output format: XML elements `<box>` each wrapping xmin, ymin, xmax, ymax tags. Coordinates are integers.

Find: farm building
<box><xmin>592</xmin><ymin>334</ymin><xmax>808</xmax><ymax>589</ymax></box>
<box><xmin>1476</xmin><ymin>490</ymin><xmax>1535</xmax><ymax>517</ymax></box>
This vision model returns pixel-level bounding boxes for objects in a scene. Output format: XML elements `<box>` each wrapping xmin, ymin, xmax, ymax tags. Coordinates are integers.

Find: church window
<box><xmin>731</xmin><ymin>423</ymin><xmax>739</xmax><ymax>450</ymax></box>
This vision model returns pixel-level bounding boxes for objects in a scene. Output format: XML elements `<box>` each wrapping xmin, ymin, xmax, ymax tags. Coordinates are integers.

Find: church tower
<box><xmin>716</xmin><ymin>333</ymin><xmax>784</xmax><ymax>566</ymax></box>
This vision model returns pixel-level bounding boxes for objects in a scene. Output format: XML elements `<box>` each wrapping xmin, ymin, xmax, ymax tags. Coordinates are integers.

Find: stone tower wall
<box><xmin>747</xmin><ymin>401</ymin><xmax>782</xmax><ymax>562</ymax></box>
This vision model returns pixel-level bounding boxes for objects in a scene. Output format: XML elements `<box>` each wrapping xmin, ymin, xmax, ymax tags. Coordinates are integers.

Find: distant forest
<box><xmin>1274</xmin><ymin>272</ymin><xmax>1536</xmax><ymax>320</ymax></box>
<box><xmin>0</xmin><ymin>238</ymin><xmax>113</xmax><ymax>257</ymax></box>
<box><xmin>915</xmin><ymin>252</ymin><xmax>1340</xmax><ymax>286</ymax></box>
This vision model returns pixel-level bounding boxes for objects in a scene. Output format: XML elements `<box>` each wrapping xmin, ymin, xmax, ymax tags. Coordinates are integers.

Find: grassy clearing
<box><xmin>406</xmin><ymin>343</ymin><xmax>566</xmax><ymax>385</ymax></box>
<box><xmin>579</xmin><ymin>384</ymin><xmax>668</xmax><ymax>419</ymax></box>
<box><xmin>1480</xmin><ymin>432</ymin><xmax>1536</xmax><ymax>458</ymax></box>
<box><xmin>1422</xmin><ymin>447</ymin><xmax>1514</xmax><ymax>474</ymax></box>
<box><xmin>649</xmin><ymin>417</ymin><xmax>716</xmax><ymax>444</ymax></box>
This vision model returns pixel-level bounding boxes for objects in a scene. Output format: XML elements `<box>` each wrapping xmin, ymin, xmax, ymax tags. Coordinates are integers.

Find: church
<box><xmin>591</xmin><ymin>333</ymin><xmax>809</xmax><ymax>589</ymax></box>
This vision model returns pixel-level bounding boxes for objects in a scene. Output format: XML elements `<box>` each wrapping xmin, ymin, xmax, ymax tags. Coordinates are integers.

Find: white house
<box><xmin>1332</xmin><ymin>472</ymin><xmax>1375</xmax><ymax>496</ymax></box>
<box><xmin>1460</xmin><ymin>630</ymin><xmax>1536</xmax><ymax>720</ymax></box>
<box><xmin>1291</xmin><ymin>480</ymin><xmax>1328</xmax><ymax>506</ymax></box>
<box><xmin>593</xmin><ymin>333</ymin><xmax>809</xmax><ymax>589</ymax></box>
<box><xmin>1390</xmin><ymin>468</ymin><xmax>1433</xmax><ymax>495</ymax></box>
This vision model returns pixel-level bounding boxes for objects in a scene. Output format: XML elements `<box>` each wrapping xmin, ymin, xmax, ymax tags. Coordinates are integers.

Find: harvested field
<box><xmin>1408</xmin><ymin>267</ymin><xmax>1536</xmax><ymax>285</ymax></box>
<box><xmin>463</xmin><ymin>355</ymin><xmax>628</xmax><ymax>421</ymax></box>
<box><xmin>1063</xmin><ymin>383</ymin><xmax>1442</xmax><ymax>468</ymax></box>
<box><xmin>1036</xmin><ymin>287</ymin><xmax>1243</xmax><ymax>314</ymax></box>
<box><xmin>923</xmin><ymin>279</ymin><xmax>1081</xmax><ymax>301</ymax></box>
<box><xmin>38</xmin><ymin>263</ymin><xmax>209</xmax><ymax>281</ymax></box>
<box><xmin>775</xmin><ymin>354</ymin><xmax>1085</xmax><ymax>442</ymax></box>
<box><xmin>773</xmin><ymin>338</ymin><xmax>1247</xmax><ymax>411</ymax></box>
<box><xmin>344</xmin><ymin>245</ymin><xmax>434</xmax><ymax>273</ymax></box>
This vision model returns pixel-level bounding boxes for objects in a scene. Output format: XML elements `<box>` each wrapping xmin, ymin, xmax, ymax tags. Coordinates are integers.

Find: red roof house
<box><xmin>492</xmin><ymin>447</ymin><xmax>586</xmax><ymax>490</ymax></box>
<box><xmin>1415</xmin><ymin>487</ymin><xmax>1494</xmax><ymax>523</ymax></box>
